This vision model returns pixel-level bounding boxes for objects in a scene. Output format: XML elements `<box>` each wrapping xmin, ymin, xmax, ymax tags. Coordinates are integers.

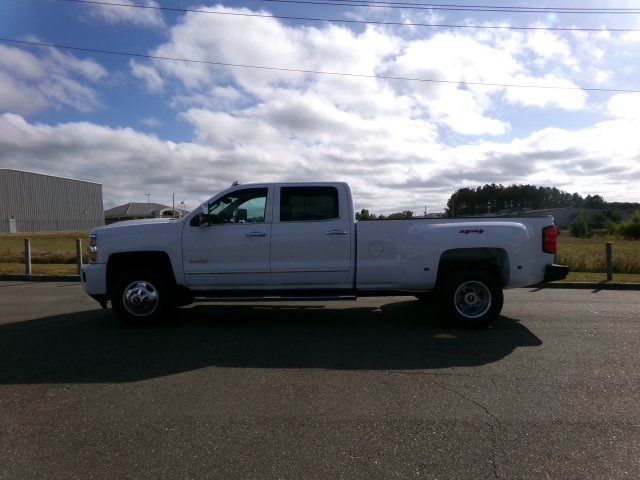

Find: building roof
<box><xmin>0</xmin><ymin>168</ymin><xmax>102</xmax><ymax>185</ymax></box>
<box><xmin>105</xmin><ymin>202</ymin><xmax>171</xmax><ymax>218</ymax></box>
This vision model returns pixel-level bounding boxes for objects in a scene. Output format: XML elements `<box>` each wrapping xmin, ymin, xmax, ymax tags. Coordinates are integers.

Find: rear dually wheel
<box><xmin>441</xmin><ymin>268</ymin><xmax>503</xmax><ymax>328</ymax></box>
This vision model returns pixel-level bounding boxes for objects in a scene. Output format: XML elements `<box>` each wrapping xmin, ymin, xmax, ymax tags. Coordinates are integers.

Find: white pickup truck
<box><xmin>82</xmin><ymin>182</ymin><xmax>568</xmax><ymax>327</ymax></box>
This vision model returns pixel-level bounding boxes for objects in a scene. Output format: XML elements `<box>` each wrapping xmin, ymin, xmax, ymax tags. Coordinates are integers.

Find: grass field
<box><xmin>0</xmin><ymin>232</ymin><xmax>90</xmax><ymax>265</ymax></box>
<box><xmin>1</xmin><ymin>230</ymin><xmax>639</xmax><ymax>281</ymax></box>
<box><xmin>557</xmin><ymin>232</ymin><xmax>640</xmax><ymax>275</ymax></box>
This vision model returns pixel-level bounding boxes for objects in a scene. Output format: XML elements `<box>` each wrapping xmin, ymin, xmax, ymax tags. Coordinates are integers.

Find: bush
<box><xmin>569</xmin><ymin>212</ymin><xmax>592</xmax><ymax>238</ymax></box>
<box><xmin>604</xmin><ymin>220</ymin><xmax>618</xmax><ymax>235</ymax></box>
<box><xmin>618</xmin><ymin>212</ymin><xmax>640</xmax><ymax>239</ymax></box>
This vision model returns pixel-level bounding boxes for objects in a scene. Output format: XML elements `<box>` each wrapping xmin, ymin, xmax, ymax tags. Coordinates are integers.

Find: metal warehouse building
<box><xmin>0</xmin><ymin>169</ymin><xmax>104</xmax><ymax>233</ymax></box>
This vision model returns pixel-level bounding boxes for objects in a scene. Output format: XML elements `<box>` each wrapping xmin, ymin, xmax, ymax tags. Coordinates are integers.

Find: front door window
<box><xmin>209</xmin><ymin>188</ymin><xmax>267</xmax><ymax>224</ymax></box>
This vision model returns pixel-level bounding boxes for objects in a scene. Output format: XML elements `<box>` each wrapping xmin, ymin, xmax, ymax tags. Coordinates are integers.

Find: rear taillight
<box><xmin>542</xmin><ymin>225</ymin><xmax>559</xmax><ymax>254</ymax></box>
<box><xmin>88</xmin><ymin>234</ymin><xmax>98</xmax><ymax>262</ymax></box>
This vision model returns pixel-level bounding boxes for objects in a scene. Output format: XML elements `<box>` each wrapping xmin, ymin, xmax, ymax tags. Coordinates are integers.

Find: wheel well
<box><xmin>106</xmin><ymin>251</ymin><xmax>176</xmax><ymax>296</ymax></box>
<box><xmin>437</xmin><ymin>248</ymin><xmax>509</xmax><ymax>287</ymax></box>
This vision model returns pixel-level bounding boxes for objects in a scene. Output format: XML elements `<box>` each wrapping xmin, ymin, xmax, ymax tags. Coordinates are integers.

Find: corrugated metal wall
<box><xmin>0</xmin><ymin>169</ymin><xmax>104</xmax><ymax>233</ymax></box>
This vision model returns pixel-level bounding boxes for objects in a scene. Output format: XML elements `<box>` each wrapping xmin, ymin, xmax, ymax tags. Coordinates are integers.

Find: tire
<box><xmin>111</xmin><ymin>269</ymin><xmax>172</xmax><ymax>325</ymax></box>
<box><xmin>414</xmin><ymin>292</ymin><xmax>433</xmax><ymax>303</ymax></box>
<box><xmin>440</xmin><ymin>268</ymin><xmax>503</xmax><ymax>328</ymax></box>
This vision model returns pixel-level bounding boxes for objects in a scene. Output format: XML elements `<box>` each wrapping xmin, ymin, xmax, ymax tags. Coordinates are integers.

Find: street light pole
<box><xmin>172</xmin><ymin>193</ymin><xmax>176</xmax><ymax>218</ymax></box>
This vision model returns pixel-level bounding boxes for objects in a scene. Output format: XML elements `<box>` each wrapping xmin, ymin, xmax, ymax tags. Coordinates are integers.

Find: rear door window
<box><xmin>280</xmin><ymin>187</ymin><xmax>339</xmax><ymax>222</ymax></box>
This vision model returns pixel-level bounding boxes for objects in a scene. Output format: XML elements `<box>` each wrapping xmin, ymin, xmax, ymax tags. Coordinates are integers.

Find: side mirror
<box><xmin>194</xmin><ymin>203</ymin><xmax>211</xmax><ymax>226</ymax></box>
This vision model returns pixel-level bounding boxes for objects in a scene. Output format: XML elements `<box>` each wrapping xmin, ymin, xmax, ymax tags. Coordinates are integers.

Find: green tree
<box><xmin>356</xmin><ymin>209</ymin><xmax>376</xmax><ymax>221</ymax></box>
<box><xmin>387</xmin><ymin>210</ymin><xmax>414</xmax><ymax>220</ymax></box>
<box><xmin>618</xmin><ymin>211</ymin><xmax>640</xmax><ymax>239</ymax></box>
<box><xmin>584</xmin><ymin>194</ymin><xmax>607</xmax><ymax>209</ymax></box>
<box><xmin>445</xmin><ymin>184</ymin><xmax>582</xmax><ymax>216</ymax></box>
<box><xmin>569</xmin><ymin>212</ymin><xmax>592</xmax><ymax>238</ymax></box>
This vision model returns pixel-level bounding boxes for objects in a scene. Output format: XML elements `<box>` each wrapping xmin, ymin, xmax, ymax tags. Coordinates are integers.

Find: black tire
<box><xmin>414</xmin><ymin>292</ymin><xmax>433</xmax><ymax>303</ymax></box>
<box><xmin>440</xmin><ymin>268</ymin><xmax>503</xmax><ymax>328</ymax></box>
<box><xmin>111</xmin><ymin>269</ymin><xmax>172</xmax><ymax>325</ymax></box>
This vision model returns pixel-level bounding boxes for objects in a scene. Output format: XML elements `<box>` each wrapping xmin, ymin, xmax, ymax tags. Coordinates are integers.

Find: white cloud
<box><xmin>0</xmin><ymin>46</ymin><xmax>44</xmax><ymax>79</ymax></box>
<box><xmin>126</xmin><ymin>8</ymin><xmax>594</xmax><ymax>140</ymax></box>
<box><xmin>505</xmin><ymin>74</ymin><xmax>587</xmax><ymax>110</ymax></box>
<box><xmin>607</xmin><ymin>92</ymin><xmax>640</xmax><ymax>120</ymax></box>
<box><xmin>130</xmin><ymin>60</ymin><xmax>164</xmax><ymax>92</ymax></box>
<box><xmin>525</xmin><ymin>30</ymin><xmax>575</xmax><ymax>67</ymax></box>
<box><xmin>85</xmin><ymin>0</ymin><xmax>165</xmax><ymax>28</ymax></box>
<box><xmin>140</xmin><ymin>116</ymin><xmax>162</xmax><ymax>127</ymax></box>
<box><xmin>1</xmin><ymin>112</ymin><xmax>638</xmax><ymax>214</ymax></box>
<box><xmin>0</xmin><ymin>44</ymin><xmax>105</xmax><ymax>114</ymax></box>
<box><xmin>0</xmin><ymin>72</ymin><xmax>49</xmax><ymax>114</ymax></box>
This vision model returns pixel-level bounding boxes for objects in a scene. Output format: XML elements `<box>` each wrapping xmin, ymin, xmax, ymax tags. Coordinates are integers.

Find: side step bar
<box><xmin>193</xmin><ymin>295</ymin><xmax>357</xmax><ymax>303</ymax></box>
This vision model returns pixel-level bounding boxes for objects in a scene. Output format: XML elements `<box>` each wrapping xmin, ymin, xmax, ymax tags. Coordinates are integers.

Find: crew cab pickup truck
<box><xmin>82</xmin><ymin>182</ymin><xmax>568</xmax><ymax>327</ymax></box>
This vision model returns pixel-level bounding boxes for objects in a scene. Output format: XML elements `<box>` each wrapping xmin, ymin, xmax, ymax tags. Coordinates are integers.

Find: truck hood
<box><xmin>100</xmin><ymin>218</ymin><xmax>180</xmax><ymax>230</ymax></box>
<box><xmin>94</xmin><ymin>218</ymin><xmax>183</xmax><ymax>233</ymax></box>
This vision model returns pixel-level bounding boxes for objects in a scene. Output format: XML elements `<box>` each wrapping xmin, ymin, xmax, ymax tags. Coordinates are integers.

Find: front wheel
<box><xmin>440</xmin><ymin>269</ymin><xmax>503</xmax><ymax>328</ymax></box>
<box><xmin>111</xmin><ymin>269</ymin><xmax>171</xmax><ymax>325</ymax></box>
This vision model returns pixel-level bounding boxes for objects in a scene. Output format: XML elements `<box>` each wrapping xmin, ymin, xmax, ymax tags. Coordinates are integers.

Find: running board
<box><xmin>193</xmin><ymin>295</ymin><xmax>357</xmax><ymax>303</ymax></box>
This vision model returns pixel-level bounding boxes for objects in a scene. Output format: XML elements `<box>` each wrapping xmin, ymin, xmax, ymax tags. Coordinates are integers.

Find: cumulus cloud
<box><xmin>1</xmin><ymin>113</ymin><xmax>638</xmax><ymax>214</ymax></box>
<box><xmin>608</xmin><ymin>92</ymin><xmax>640</xmax><ymax>120</ymax></box>
<box><xmin>84</xmin><ymin>0</ymin><xmax>165</xmax><ymax>28</ymax></box>
<box><xmin>130</xmin><ymin>9</ymin><xmax>590</xmax><ymax>138</ymax></box>
<box><xmin>0</xmin><ymin>44</ymin><xmax>106</xmax><ymax>114</ymax></box>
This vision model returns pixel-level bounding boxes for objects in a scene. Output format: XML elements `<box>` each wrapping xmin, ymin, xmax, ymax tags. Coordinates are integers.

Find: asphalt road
<box><xmin>0</xmin><ymin>282</ymin><xmax>639</xmax><ymax>480</ymax></box>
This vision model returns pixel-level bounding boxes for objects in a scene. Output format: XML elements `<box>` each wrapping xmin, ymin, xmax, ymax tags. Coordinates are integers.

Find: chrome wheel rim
<box><xmin>454</xmin><ymin>281</ymin><xmax>491</xmax><ymax>319</ymax></box>
<box><xmin>123</xmin><ymin>281</ymin><xmax>159</xmax><ymax>317</ymax></box>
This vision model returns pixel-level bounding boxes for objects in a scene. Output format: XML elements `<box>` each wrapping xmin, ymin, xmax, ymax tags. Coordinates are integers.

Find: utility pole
<box><xmin>172</xmin><ymin>193</ymin><xmax>176</xmax><ymax>218</ymax></box>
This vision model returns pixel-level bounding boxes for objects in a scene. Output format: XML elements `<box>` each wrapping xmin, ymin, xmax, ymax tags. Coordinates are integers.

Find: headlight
<box><xmin>88</xmin><ymin>234</ymin><xmax>98</xmax><ymax>262</ymax></box>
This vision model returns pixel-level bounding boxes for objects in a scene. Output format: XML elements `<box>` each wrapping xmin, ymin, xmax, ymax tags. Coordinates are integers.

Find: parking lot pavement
<box><xmin>0</xmin><ymin>282</ymin><xmax>639</xmax><ymax>479</ymax></box>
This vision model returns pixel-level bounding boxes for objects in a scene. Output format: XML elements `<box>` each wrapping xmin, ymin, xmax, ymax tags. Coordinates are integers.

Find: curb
<box><xmin>534</xmin><ymin>282</ymin><xmax>640</xmax><ymax>291</ymax></box>
<box><xmin>0</xmin><ymin>274</ymin><xmax>81</xmax><ymax>282</ymax></box>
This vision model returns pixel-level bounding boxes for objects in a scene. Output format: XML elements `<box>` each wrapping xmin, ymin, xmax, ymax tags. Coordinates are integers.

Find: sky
<box><xmin>1</xmin><ymin>0</ymin><xmax>640</xmax><ymax>213</ymax></box>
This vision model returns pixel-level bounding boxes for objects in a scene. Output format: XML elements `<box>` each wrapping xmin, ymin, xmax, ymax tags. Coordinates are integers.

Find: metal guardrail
<box><xmin>21</xmin><ymin>238</ymin><xmax>84</xmax><ymax>275</ymax></box>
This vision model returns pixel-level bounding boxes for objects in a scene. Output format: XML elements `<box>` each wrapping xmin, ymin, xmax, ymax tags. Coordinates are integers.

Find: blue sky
<box><xmin>1</xmin><ymin>0</ymin><xmax>640</xmax><ymax>212</ymax></box>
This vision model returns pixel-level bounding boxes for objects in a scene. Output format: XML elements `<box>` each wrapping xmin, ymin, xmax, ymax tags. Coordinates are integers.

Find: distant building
<box><xmin>0</xmin><ymin>169</ymin><xmax>104</xmax><ymax>233</ymax></box>
<box><xmin>104</xmin><ymin>203</ymin><xmax>185</xmax><ymax>224</ymax></box>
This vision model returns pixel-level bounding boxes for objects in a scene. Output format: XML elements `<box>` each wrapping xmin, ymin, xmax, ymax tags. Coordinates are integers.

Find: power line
<box><xmin>55</xmin><ymin>0</ymin><xmax>640</xmax><ymax>32</ymax></box>
<box><xmin>2</xmin><ymin>37</ymin><xmax>639</xmax><ymax>93</ymax></box>
<box><xmin>212</xmin><ymin>0</ymin><xmax>640</xmax><ymax>14</ymax></box>
<box><xmin>260</xmin><ymin>0</ymin><xmax>640</xmax><ymax>11</ymax></box>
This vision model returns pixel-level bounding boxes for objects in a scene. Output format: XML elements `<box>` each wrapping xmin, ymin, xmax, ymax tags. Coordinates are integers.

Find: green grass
<box><xmin>0</xmin><ymin>263</ymin><xmax>80</xmax><ymax>275</ymax></box>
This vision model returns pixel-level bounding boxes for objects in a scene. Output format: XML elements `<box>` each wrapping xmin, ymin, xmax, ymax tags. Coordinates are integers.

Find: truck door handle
<box><xmin>246</xmin><ymin>231</ymin><xmax>268</xmax><ymax>237</ymax></box>
<box><xmin>325</xmin><ymin>229</ymin><xmax>348</xmax><ymax>236</ymax></box>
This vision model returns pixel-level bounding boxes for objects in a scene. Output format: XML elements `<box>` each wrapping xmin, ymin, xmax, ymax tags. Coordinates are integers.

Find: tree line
<box><xmin>356</xmin><ymin>209</ymin><xmax>414</xmax><ymax>221</ymax></box>
<box><xmin>445</xmin><ymin>184</ymin><xmax>609</xmax><ymax>217</ymax></box>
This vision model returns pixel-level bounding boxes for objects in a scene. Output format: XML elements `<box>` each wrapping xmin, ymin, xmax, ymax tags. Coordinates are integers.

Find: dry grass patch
<box><xmin>0</xmin><ymin>232</ymin><xmax>90</xmax><ymax>264</ymax></box>
<box><xmin>558</xmin><ymin>233</ymin><xmax>640</xmax><ymax>274</ymax></box>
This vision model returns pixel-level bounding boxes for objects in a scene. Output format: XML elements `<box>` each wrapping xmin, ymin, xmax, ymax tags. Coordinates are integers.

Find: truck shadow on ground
<box><xmin>0</xmin><ymin>299</ymin><xmax>541</xmax><ymax>384</ymax></box>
